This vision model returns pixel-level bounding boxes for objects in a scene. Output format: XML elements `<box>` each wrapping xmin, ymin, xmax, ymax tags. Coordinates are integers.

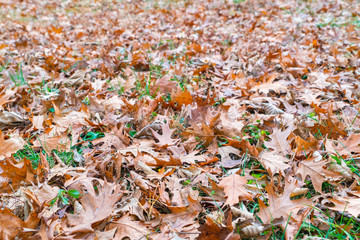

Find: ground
<box><xmin>0</xmin><ymin>0</ymin><xmax>360</xmax><ymax>239</ymax></box>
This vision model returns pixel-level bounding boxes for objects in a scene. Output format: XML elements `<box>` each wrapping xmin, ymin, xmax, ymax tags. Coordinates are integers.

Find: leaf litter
<box><xmin>0</xmin><ymin>0</ymin><xmax>360</xmax><ymax>239</ymax></box>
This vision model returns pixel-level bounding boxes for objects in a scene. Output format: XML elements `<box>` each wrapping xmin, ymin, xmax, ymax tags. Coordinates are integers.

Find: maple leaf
<box><xmin>218</xmin><ymin>174</ymin><xmax>252</xmax><ymax>205</ymax></box>
<box><xmin>258</xmin><ymin>178</ymin><xmax>312</xmax><ymax>239</ymax></box>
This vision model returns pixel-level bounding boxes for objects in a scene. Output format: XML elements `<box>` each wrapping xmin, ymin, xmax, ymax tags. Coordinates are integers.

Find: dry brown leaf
<box><xmin>0</xmin><ymin>208</ymin><xmax>24</xmax><ymax>239</ymax></box>
<box><xmin>335</xmin><ymin>134</ymin><xmax>360</xmax><ymax>157</ymax></box>
<box><xmin>259</xmin><ymin>151</ymin><xmax>290</xmax><ymax>176</ymax></box>
<box><xmin>108</xmin><ymin>214</ymin><xmax>150</xmax><ymax>240</ymax></box>
<box><xmin>296</xmin><ymin>157</ymin><xmax>342</xmax><ymax>193</ymax></box>
<box><xmin>219</xmin><ymin>174</ymin><xmax>253</xmax><ymax>205</ymax></box>
<box><xmin>266</xmin><ymin>127</ymin><xmax>293</xmax><ymax>156</ymax></box>
<box><xmin>328</xmin><ymin>196</ymin><xmax>360</xmax><ymax>218</ymax></box>
<box><xmin>0</xmin><ymin>130</ymin><xmax>25</xmax><ymax>159</ymax></box>
<box><xmin>150</xmin><ymin>124</ymin><xmax>179</xmax><ymax>148</ymax></box>
<box><xmin>64</xmin><ymin>178</ymin><xmax>123</xmax><ymax>236</ymax></box>
<box><xmin>258</xmin><ymin>178</ymin><xmax>312</xmax><ymax>239</ymax></box>
<box><xmin>218</xmin><ymin>146</ymin><xmax>242</xmax><ymax>168</ymax></box>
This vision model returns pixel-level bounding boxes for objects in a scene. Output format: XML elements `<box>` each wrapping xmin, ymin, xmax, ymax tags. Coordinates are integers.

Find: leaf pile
<box><xmin>1</xmin><ymin>0</ymin><xmax>360</xmax><ymax>239</ymax></box>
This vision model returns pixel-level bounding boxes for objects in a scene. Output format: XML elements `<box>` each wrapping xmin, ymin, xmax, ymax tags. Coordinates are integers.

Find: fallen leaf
<box><xmin>64</xmin><ymin>178</ymin><xmax>123</xmax><ymax>236</ymax></box>
<box><xmin>218</xmin><ymin>174</ymin><xmax>253</xmax><ymax>205</ymax></box>
<box><xmin>151</xmin><ymin>124</ymin><xmax>179</xmax><ymax>148</ymax></box>
<box><xmin>259</xmin><ymin>151</ymin><xmax>290</xmax><ymax>176</ymax></box>
<box><xmin>296</xmin><ymin>157</ymin><xmax>343</xmax><ymax>193</ymax></box>
<box><xmin>258</xmin><ymin>178</ymin><xmax>312</xmax><ymax>239</ymax></box>
<box><xmin>0</xmin><ymin>130</ymin><xmax>25</xmax><ymax>159</ymax></box>
<box><xmin>266</xmin><ymin>127</ymin><xmax>293</xmax><ymax>156</ymax></box>
<box><xmin>108</xmin><ymin>214</ymin><xmax>150</xmax><ymax>240</ymax></box>
<box><xmin>218</xmin><ymin>146</ymin><xmax>242</xmax><ymax>168</ymax></box>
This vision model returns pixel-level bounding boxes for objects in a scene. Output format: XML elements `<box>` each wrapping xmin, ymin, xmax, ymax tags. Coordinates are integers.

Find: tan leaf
<box><xmin>0</xmin><ymin>130</ymin><xmax>25</xmax><ymax>159</ymax></box>
<box><xmin>0</xmin><ymin>158</ymin><xmax>43</xmax><ymax>193</ymax></box>
<box><xmin>64</xmin><ymin>178</ymin><xmax>123</xmax><ymax>236</ymax></box>
<box><xmin>251</xmin><ymin>78</ymin><xmax>288</xmax><ymax>95</ymax></box>
<box><xmin>218</xmin><ymin>146</ymin><xmax>242</xmax><ymax>168</ymax></box>
<box><xmin>296</xmin><ymin>158</ymin><xmax>342</xmax><ymax>193</ymax></box>
<box><xmin>259</xmin><ymin>151</ymin><xmax>290</xmax><ymax>176</ymax></box>
<box><xmin>150</xmin><ymin>124</ymin><xmax>179</xmax><ymax>148</ymax></box>
<box><xmin>33</xmin><ymin>133</ymin><xmax>71</xmax><ymax>156</ymax></box>
<box><xmin>335</xmin><ymin>134</ymin><xmax>360</xmax><ymax>156</ymax></box>
<box><xmin>328</xmin><ymin>195</ymin><xmax>360</xmax><ymax>218</ymax></box>
<box><xmin>92</xmin><ymin>132</ymin><xmax>125</xmax><ymax>150</ymax></box>
<box><xmin>258</xmin><ymin>178</ymin><xmax>312</xmax><ymax>239</ymax></box>
<box><xmin>266</xmin><ymin>127</ymin><xmax>293</xmax><ymax>156</ymax></box>
<box><xmin>163</xmin><ymin>196</ymin><xmax>202</xmax><ymax>238</ymax></box>
<box><xmin>109</xmin><ymin>214</ymin><xmax>150</xmax><ymax>240</ymax></box>
<box><xmin>219</xmin><ymin>174</ymin><xmax>252</xmax><ymax>205</ymax></box>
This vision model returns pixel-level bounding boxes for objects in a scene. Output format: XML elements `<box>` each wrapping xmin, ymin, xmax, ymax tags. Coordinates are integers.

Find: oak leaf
<box><xmin>92</xmin><ymin>132</ymin><xmax>125</xmax><ymax>150</ymax></box>
<box><xmin>0</xmin><ymin>158</ymin><xmax>43</xmax><ymax>193</ymax></box>
<box><xmin>33</xmin><ymin>133</ymin><xmax>71</xmax><ymax>156</ymax></box>
<box><xmin>162</xmin><ymin>196</ymin><xmax>202</xmax><ymax>239</ymax></box>
<box><xmin>0</xmin><ymin>130</ymin><xmax>25</xmax><ymax>159</ymax></box>
<box><xmin>296</xmin><ymin>158</ymin><xmax>342</xmax><ymax>193</ymax></box>
<box><xmin>64</xmin><ymin>178</ymin><xmax>123</xmax><ymax>236</ymax></box>
<box><xmin>150</xmin><ymin>124</ymin><xmax>179</xmax><ymax>148</ymax></box>
<box><xmin>170</xmin><ymin>88</ymin><xmax>193</xmax><ymax>109</ymax></box>
<box><xmin>109</xmin><ymin>214</ymin><xmax>150</xmax><ymax>240</ymax></box>
<box><xmin>218</xmin><ymin>174</ymin><xmax>252</xmax><ymax>205</ymax></box>
<box><xmin>294</xmin><ymin>134</ymin><xmax>320</xmax><ymax>156</ymax></box>
<box><xmin>334</xmin><ymin>134</ymin><xmax>360</xmax><ymax>156</ymax></box>
<box><xmin>218</xmin><ymin>146</ymin><xmax>242</xmax><ymax>168</ymax></box>
<box><xmin>258</xmin><ymin>178</ymin><xmax>312</xmax><ymax>239</ymax></box>
<box><xmin>251</xmin><ymin>78</ymin><xmax>288</xmax><ymax>95</ymax></box>
<box><xmin>198</xmin><ymin>214</ymin><xmax>240</xmax><ymax>240</ymax></box>
<box><xmin>0</xmin><ymin>208</ymin><xmax>24</xmax><ymax>239</ymax></box>
<box><xmin>259</xmin><ymin>151</ymin><xmax>290</xmax><ymax>176</ymax></box>
<box><xmin>328</xmin><ymin>194</ymin><xmax>360</xmax><ymax>218</ymax></box>
<box><xmin>266</xmin><ymin>127</ymin><xmax>293</xmax><ymax>156</ymax></box>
